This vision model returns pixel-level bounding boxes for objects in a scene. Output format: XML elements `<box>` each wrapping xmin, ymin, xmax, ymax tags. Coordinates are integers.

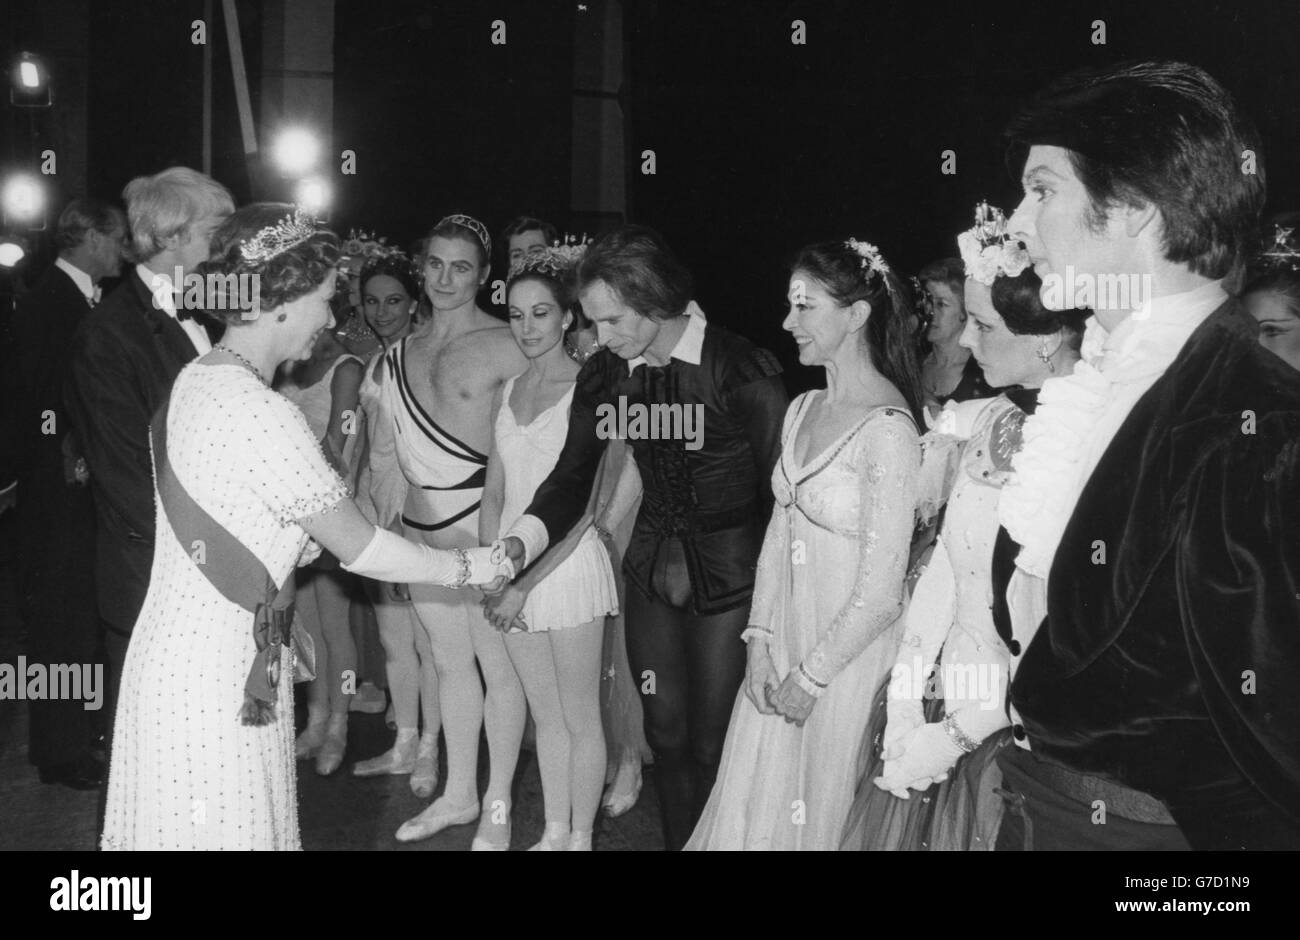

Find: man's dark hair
<box><xmin>55</xmin><ymin>197</ymin><xmax>127</xmax><ymax>252</ymax></box>
<box><xmin>501</xmin><ymin>215</ymin><xmax>559</xmax><ymax>247</ymax></box>
<box><xmin>575</xmin><ymin>224</ymin><xmax>693</xmax><ymax>320</ymax></box>
<box><xmin>1006</xmin><ymin>60</ymin><xmax>1265</xmax><ymax>280</ymax></box>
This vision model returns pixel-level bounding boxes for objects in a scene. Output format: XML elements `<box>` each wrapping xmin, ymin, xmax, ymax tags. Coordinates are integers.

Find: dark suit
<box><xmin>66</xmin><ymin>268</ymin><xmax>213</xmax><ymax>725</ymax></box>
<box><xmin>11</xmin><ymin>263</ymin><xmax>102</xmax><ymax>769</ymax></box>
<box><xmin>1010</xmin><ymin>301</ymin><xmax>1300</xmax><ymax>849</ymax></box>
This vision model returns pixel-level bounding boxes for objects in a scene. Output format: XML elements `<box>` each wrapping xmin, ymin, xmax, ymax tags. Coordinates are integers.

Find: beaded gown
<box><xmin>686</xmin><ymin>394</ymin><xmax>920</xmax><ymax>850</ymax></box>
<box><xmin>101</xmin><ymin>363</ymin><xmax>350</xmax><ymax>850</ymax></box>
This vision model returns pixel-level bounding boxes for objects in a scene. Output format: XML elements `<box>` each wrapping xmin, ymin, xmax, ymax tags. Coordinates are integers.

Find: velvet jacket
<box><xmin>1010</xmin><ymin>300</ymin><xmax>1300</xmax><ymax>844</ymax></box>
<box><xmin>525</xmin><ymin>323</ymin><xmax>787</xmax><ymax>615</ymax></box>
<box><xmin>66</xmin><ymin>271</ymin><xmax>217</xmax><ymax>632</ymax></box>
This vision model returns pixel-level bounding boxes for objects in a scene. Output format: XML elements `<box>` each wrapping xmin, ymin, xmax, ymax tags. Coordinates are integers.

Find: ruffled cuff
<box><xmin>741</xmin><ymin>626</ymin><xmax>773</xmax><ymax>646</ymax></box>
<box><xmin>793</xmin><ymin>662</ymin><xmax>828</xmax><ymax>699</ymax></box>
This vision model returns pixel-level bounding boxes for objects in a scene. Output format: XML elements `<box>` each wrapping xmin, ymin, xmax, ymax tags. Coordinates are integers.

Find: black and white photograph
<box><xmin>0</xmin><ymin>0</ymin><xmax>1297</xmax><ymax>909</ymax></box>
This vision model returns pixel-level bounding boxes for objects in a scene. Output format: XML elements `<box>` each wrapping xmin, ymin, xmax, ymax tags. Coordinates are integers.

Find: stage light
<box><xmin>295</xmin><ymin>176</ymin><xmax>331</xmax><ymax>216</ymax></box>
<box><xmin>2</xmin><ymin>174</ymin><xmax>45</xmax><ymax>227</ymax></box>
<box><xmin>272</xmin><ymin>127</ymin><xmax>321</xmax><ymax>177</ymax></box>
<box><xmin>0</xmin><ymin>240</ymin><xmax>25</xmax><ymax>267</ymax></box>
<box><xmin>11</xmin><ymin>53</ymin><xmax>51</xmax><ymax>107</ymax></box>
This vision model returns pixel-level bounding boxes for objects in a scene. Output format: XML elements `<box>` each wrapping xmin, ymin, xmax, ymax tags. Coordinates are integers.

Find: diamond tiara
<box><xmin>435</xmin><ymin>213</ymin><xmax>492</xmax><ymax>260</ymax></box>
<box><xmin>239</xmin><ymin>208</ymin><xmax>319</xmax><ymax>264</ymax></box>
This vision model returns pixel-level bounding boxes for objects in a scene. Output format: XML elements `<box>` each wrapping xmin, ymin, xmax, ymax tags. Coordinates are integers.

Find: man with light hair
<box><xmin>67</xmin><ymin>167</ymin><xmax>234</xmax><ymax>735</ymax></box>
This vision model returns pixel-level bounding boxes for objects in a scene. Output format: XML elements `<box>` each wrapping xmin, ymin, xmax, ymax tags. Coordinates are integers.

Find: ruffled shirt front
<box><xmin>998</xmin><ymin>279</ymin><xmax>1227</xmax><ymax>579</ymax></box>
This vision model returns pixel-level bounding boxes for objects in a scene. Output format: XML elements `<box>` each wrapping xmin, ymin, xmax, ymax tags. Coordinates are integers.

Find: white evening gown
<box><xmin>686</xmin><ymin>393</ymin><xmax>919</xmax><ymax>850</ymax></box>
<box><xmin>101</xmin><ymin>362</ymin><xmax>350</xmax><ymax>850</ymax></box>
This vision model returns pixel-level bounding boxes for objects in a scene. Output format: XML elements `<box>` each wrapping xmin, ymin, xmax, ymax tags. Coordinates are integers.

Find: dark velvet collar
<box><xmin>1006</xmin><ymin>386</ymin><xmax>1040</xmax><ymax>415</ymax></box>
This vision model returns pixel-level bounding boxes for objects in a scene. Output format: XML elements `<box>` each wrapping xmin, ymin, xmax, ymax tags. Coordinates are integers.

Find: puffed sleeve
<box><xmin>1177</xmin><ymin>411</ymin><xmax>1300</xmax><ymax>818</ymax></box>
<box><xmin>799</xmin><ymin>411</ymin><xmax>920</xmax><ymax>690</ymax></box>
<box><xmin>242</xmin><ymin>390</ymin><xmax>352</xmax><ymax>527</ymax></box>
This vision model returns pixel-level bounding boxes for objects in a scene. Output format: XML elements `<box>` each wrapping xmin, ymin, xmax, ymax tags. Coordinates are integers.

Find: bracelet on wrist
<box><xmin>448</xmin><ymin>548</ymin><xmax>471</xmax><ymax>589</ymax></box>
<box><xmin>941</xmin><ymin>712</ymin><xmax>979</xmax><ymax>753</ymax></box>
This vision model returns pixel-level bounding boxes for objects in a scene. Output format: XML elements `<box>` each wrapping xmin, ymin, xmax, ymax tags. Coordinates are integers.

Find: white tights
<box><xmin>505</xmin><ymin>618</ymin><xmax>605</xmax><ymax>835</ymax></box>
<box><xmin>366</xmin><ymin>581</ymin><xmax>439</xmax><ymax>735</ymax></box>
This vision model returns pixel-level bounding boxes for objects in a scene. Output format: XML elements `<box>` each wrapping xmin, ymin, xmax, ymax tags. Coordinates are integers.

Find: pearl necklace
<box><xmin>213</xmin><ymin>343</ymin><xmax>269</xmax><ymax>385</ymax></box>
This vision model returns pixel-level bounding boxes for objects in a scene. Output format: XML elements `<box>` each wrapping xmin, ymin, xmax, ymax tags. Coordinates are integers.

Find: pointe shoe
<box><xmin>568</xmin><ymin>830</ymin><xmax>593</xmax><ymax>852</ymax></box>
<box><xmin>527</xmin><ymin>821</ymin><xmax>571</xmax><ymax>851</ymax></box>
<box><xmin>395</xmin><ymin>798</ymin><xmax>479</xmax><ymax>843</ymax></box>
<box><xmin>351</xmin><ymin>730</ymin><xmax>418</xmax><ymax>777</ymax></box>
<box><xmin>601</xmin><ymin>758</ymin><xmax>642</xmax><ymax>818</ymax></box>
<box><xmin>315</xmin><ymin>714</ymin><xmax>348</xmax><ymax>776</ymax></box>
<box><xmin>470</xmin><ymin>816</ymin><xmax>511</xmax><ymax>851</ymax></box>
<box><xmin>409</xmin><ymin>732</ymin><xmax>439</xmax><ymax>798</ymax></box>
<box><xmin>295</xmin><ymin>714</ymin><xmax>328</xmax><ymax>760</ymax></box>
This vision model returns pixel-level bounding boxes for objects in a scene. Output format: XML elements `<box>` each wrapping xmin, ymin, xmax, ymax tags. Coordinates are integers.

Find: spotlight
<box><xmin>295</xmin><ymin>177</ymin><xmax>331</xmax><ymax>217</ymax></box>
<box><xmin>272</xmin><ymin>127</ymin><xmax>321</xmax><ymax>177</ymax></box>
<box><xmin>10</xmin><ymin>52</ymin><xmax>51</xmax><ymax>107</ymax></box>
<box><xmin>0</xmin><ymin>239</ymin><xmax>25</xmax><ymax>267</ymax></box>
<box><xmin>2</xmin><ymin>174</ymin><xmax>46</xmax><ymax>229</ymax></box>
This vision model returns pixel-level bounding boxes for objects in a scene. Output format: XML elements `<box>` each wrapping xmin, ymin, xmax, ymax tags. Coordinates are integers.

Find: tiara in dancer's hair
<box><xmin>435</xmin><ymin>213</ymin><xmax>492</xmax><ymax>260</ymax></box>
<box><xmin>1260</xmin><ymin>224</ymin><xmax>1300</xmax><ymax>271</ymax></box>
<box><xmin>508</xmin><ymin>234</ymin><xmax>590</xmax><ymax>280</ymax></box>
<box><xmin>239</xmin><ymin>207</ymin><xmax>319</xmax><ymax>263</ymax></box>
<box><xmin>957</xmin><ymin>201</ymin><xmax>1032</xmax><ymax>285</ymax></box>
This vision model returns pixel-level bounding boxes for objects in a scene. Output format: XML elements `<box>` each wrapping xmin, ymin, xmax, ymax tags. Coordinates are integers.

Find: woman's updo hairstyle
<box><xmin>360</xmin><ymin>252</ymin><xmax>421</xmax><ymax>304</ymax></box>
<box><xmin>790</xmin><ymin>239</ymin><xmax>925</xmax><ymax>426</ymax></box>
<box><xmin>990</xmin><ymin>269</ymin><xmax>1088</xmax><ymax>349</ymax></box>
<box><xmin>198</xmin><ymin>202</ymin><xmax>340</xmax><ymax>326</ymax></box>
<box><xmin>507</xmin><ymin>247</ymin><xmax>586</xmax><ymax>333</ymax></box>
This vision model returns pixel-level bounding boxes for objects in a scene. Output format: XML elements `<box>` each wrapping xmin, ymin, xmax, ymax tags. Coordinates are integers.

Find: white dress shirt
<box><xmin>138</xmin><ymin>263</ymin><xmax>211</xmax><ymax>355</ymax></box>
<box><xmin>55</xmin><ymin>257</ymin><xmax>100</xmax><ymax>306</ymax></box>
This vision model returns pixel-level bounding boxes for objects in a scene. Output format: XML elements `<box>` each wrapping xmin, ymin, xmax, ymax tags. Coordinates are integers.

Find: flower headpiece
<box><xmin>508</xmin><ymin>234</ymin><xmax>590</xmax><ymax>280</ymax></box>
<box><xmin>1259</xmin><ymin>224</ymin><xmax>1300</xmax><ymax>271</ymax></box>
<box><xmin>337</xmin><ymin>230</ymin><xmax>405</xmax><ymax>278</ymax></box>
<box><xmin>239</xmin><ymin>207</ymin><xmax>319</xmax><ymax>263</ymax></box>
<box><xmin>435</xmin><ymin>213</ymin><xmax>492</xmax><ymax>261</ymax></box>
<box><xmin>957</xmin><ymin>201</ymin><xmax>1032</xmax><ymax>285</ymax></box>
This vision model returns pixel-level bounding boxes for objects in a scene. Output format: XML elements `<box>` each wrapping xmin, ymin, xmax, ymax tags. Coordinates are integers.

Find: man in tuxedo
<box><xmin>67</xmin><ymin>167</ymin><xmax>234</xmax><ymax>735</ymax></box>
<box><xmin>995</xmin><ymin>62</ymin><xmax>1300</xmax><ymax>849</ymax></box>
<box><xmin>7</xmin><ymin>198</ymin><xmax>127</xmax><ymax>788</ymax></box>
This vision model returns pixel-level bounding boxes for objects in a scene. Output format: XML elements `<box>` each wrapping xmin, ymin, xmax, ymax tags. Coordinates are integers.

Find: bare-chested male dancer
<box><xmin>382</xmin><ymin>214</ymin><xmax>529</xmax><ymax>848</ymax></box>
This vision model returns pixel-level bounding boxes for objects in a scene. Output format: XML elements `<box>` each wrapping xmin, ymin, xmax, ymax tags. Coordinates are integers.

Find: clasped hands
<box><xmin>480</xmin><ymin>536</ymin><xmax>527</xmax><ymax>632</ymax></box>
<box><xmin>743</xmin><ymin>639</ymin><xmax>816</xmax><ymax>726</ymax></box>
<box><xmin>870</xmin><ymin>698</ymin><xmax>965</xmax><ymax>799</ymax></box>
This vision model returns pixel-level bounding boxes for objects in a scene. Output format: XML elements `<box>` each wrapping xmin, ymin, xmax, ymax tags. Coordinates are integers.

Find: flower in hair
<box><xmin>337</xmin><ymin>230</ymin><xmax>403</xmax><ymax>278</ymax></box>
<box><xmin>239</xmin><ymin>207</ymin><xmax>319</xmax><ymax>263</ymax></box>
<box><xmin>958</xmin><ymin>201</ymin><xmax>1032</xmax><ymax>285</ymax></box>
<box><xmin>845</xmin><ymin>237</ymin><xmax>890</xmax><ymax>278</ymax></box>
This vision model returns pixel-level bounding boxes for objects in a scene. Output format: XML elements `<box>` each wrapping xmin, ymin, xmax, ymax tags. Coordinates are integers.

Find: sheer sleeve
<box><xmin>243</xmin><ymin>391</ymin><xmax>352</xmax><ymax>527</ymax></box>
<box><xmin>800</xmin><ymin>412</ymin><xmax>919</xmax><ymax>689</ymax></box>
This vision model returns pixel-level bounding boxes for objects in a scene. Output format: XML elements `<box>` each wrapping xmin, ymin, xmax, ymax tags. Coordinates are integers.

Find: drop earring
<box><xmin>1036</xmin><ymin>334</ymin><xmax>1058</xmax><ymax>372</ymax></box>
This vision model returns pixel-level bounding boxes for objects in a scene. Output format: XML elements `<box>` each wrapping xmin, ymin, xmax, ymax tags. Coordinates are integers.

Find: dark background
<box><xmin>4</xmin><ymin>0</ymin><xmax>1299</xmax><ymax>387</ymax></box>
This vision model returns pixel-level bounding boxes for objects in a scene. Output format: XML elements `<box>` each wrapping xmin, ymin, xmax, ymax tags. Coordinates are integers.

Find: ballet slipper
<box><xmin>351</xmin><ymin>728</ymin><xmax>418</xmax><ymax>777</ymax></box>
<box><xmin>601</xmin><ymin>756</ymin><xmax>642</xmax><ymax>817</ymax></box>
<box><xmin>295</xmin><ymin>710</ymin><xmax>328</xmax><ymax>760</ymax></box>
<box><xmin>527</xmin><ymin>821</ymin><xmax>571</xmax><ymax>851</ymax></box>
<box><xmin>314</xmin><ymin>713</ymin><xmax>348</xmax><ymax>776</ymax></box>
<box><xmin>568</xmin><ymin>830</ymin><xmax>593</xmax><ymax>852</ymax></box>
<box><xmin>409</xmin><ymin>732</ymin><xmax>439</xmax><ymax>798</ymax></box>
<box><xmin>348</xmin><ymin>681</ymin><xmax>387</xmax><ymax>715</ymax></box>
<box><xmin>395</xmin><ymin>797</ymin><xmax>479</xmax><ymax>843</ymax></box>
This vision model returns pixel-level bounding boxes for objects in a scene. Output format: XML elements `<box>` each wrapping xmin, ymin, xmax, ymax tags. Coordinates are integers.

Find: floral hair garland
<box><xmin>957</xmin><ymin>201</ymin><xmax>1032</xmax><ymax>285</ymax></box>
<box><xmin>338</xmin><ymin>230</ymin><xmax>405</xmax><ymax>278</ymax></box>
<box><xmin>1260</xmin><ymin>224</ymin><xmax>1300</xmax><ymax>271</ymax></box>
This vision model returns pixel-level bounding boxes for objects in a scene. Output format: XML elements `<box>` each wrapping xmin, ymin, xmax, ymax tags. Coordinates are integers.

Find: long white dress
<box><xmin>101</xmin><ymin>362</ymin><xmax>351</xmax><ymax>850</ymax></box>
<box><xmin>686</xmin><ymin>394</ymin><xmax>919</xmax><ymax>850</ymax></box>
